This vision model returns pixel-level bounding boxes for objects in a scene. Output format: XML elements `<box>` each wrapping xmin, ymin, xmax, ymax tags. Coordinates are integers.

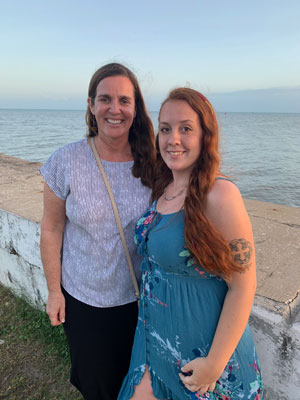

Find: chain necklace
<box><xmin>164</xmin><ymin>185</ymin><xmax>187</xmax><ymax>201</ymax></box>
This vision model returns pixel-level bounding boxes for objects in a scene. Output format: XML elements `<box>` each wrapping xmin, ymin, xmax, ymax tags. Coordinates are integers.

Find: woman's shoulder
<box><xmin>43</xmin><ymin>139</ymin><xmax>87</xmax><ymax>167</ymax></box>
<box><xmin>206</xmin><ymin>177</ymin><xmax>245</xmax><ymax>217</ymax></box>
<box><xmin>210</xmin><ymin>177</ymin><xmax>241</xmax><ymax>202</ymax></box>
<box><xmin>53</xmin><ymin>138</ymin><xmax>87</xmax><ymax>157</ymax></box>
<box><xmin>204</xmin><ymin>177</ymin><xmax>250</xmax><ymax>238</ymax></box>
<box><xmin>205</xmin><ymin>180</ymin><xmax>254</xmax><ymax>257</ymax></box>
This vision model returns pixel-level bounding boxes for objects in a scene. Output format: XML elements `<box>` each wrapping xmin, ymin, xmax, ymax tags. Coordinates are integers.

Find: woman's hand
<box><xmin>179</xmin><ymin>357</ymin><xmax>221</xmax><ymax>395</ymax></box>
<box><xmin>46</xmin><ymin>290</ymin><xmax>65</xmax><ymax>326</ymax></box>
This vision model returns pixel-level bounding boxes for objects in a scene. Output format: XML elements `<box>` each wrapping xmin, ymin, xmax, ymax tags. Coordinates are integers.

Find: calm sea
<box><xmin>0</xmin><ymin>109</ymin><xmax>299</xmax><ymax>207</ymax></box>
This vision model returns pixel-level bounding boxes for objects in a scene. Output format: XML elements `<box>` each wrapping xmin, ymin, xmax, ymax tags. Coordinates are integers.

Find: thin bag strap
<box><xmin>90</xmin><ymin>137</ymin><xmax>140</xmax><ymax>303</ymax></box>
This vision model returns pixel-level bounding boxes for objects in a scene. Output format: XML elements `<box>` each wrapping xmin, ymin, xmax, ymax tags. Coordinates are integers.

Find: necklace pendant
<box><xmin>164</xmin><ymin>186</ymin><xmax>186</xmax><ymax>201</ymax></box>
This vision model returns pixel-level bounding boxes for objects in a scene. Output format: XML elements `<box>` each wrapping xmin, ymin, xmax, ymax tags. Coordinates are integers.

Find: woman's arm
<box><xmin>40</xmin><ymin>183</ymin><xmax>66</xmax><ymax>326</ymax></box>
<box><xmin>180</xmin><ymin>180</ymin><xmax>256</xmax><ymax>393</ymax></box>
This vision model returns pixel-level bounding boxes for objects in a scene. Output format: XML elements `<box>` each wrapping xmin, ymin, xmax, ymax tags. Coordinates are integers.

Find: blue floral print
<box><xmin>118</xmin><ymin>202</ymin><xmax>264</xmax><ymax>399</ymax></box>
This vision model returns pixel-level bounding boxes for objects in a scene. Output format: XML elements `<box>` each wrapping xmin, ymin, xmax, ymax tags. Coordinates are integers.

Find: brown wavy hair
<box><xmin>86</xmin><ymin>63</ymin><xmax>156</xmax><ymax>188</ymax></box>
<box><xmin>152</xmin><ymin>88</ymin><xmax>243</xmax><ymax>280</ymax></box>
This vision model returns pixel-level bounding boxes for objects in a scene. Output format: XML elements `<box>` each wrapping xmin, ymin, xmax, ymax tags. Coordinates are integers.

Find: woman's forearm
<box><xmin>180</xmin><ymin>284</ymin><xmax>256</xmax><ymax>389</ymax></box>
<box><xmin>40</xmin><ymin>228</ymin><xmax>64</xmax><ymax>293</ymax></box>
<box><xmin>40</xmin><ymin>183</ymin><xmax>66</xmax><ymax>294</ymax></box>
<box><xmin>206</xmin><ymin>282</ymin><xmax>256</xmax><ymax>376</ymax></box>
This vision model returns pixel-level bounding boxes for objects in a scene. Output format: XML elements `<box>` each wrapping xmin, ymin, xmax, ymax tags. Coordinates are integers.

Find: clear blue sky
<box><xmin>1</xmin><ymin>0</ymin><xmax>300</xmax><ymax>112</ymax></box>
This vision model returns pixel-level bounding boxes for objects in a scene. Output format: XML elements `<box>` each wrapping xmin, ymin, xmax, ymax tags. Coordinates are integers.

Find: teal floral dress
<box><xmin>118</xmin><ymin>201</ymin><xmax>264</xmax><ymax>400</ymax></box>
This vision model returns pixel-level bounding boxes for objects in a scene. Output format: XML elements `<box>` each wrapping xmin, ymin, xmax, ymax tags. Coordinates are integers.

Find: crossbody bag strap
<box><xmin>90</xmin><ymin>137</ymin><xmax>140</xmax><ymax>304</ymax></box>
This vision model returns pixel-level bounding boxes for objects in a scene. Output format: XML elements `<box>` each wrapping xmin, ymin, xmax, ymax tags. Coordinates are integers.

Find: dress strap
<box><xmin>215</xmin><ymin>176</ymin><xmax>233</xmax><ymax>183</ymax></box>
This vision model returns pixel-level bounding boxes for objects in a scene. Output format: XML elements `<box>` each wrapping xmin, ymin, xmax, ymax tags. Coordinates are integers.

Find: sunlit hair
<box><xmin>85</xmin><ymin>63</ymin><xmax>156</xmax><ymax>188</ymax></box>
<box><xmin>152</xmin><ymin>88</ymin><xmax>243</xmax><ymax>280</ymax></box>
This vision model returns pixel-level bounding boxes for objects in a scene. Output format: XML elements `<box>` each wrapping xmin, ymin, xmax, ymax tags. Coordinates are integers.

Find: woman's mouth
<box><xmin>107</xmin><ymin>119</ymin><xmax>122</xmax><ymax>125</ymax></box>
<box><xmin>168</xmin><ymin>151</ymin><xmax>185</xmax><ymax>156</ymax></box>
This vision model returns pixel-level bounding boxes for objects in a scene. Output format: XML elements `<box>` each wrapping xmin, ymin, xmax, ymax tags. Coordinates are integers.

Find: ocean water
<box><xmin>0</xmin><ymin>109</ymin><xmax>299</xmax><ymax>207</ymax></box>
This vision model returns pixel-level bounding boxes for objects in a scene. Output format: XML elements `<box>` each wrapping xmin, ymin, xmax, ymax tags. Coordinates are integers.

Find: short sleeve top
<box><xmin>40</xmin><ymin>138</ymin><xmax>151</xmax><ymax>307</ymax></box>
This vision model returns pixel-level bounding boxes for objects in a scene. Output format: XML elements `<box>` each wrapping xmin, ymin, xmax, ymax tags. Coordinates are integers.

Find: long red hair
<box><xmin>152</xmin><ymin>88</ymin><xmax>243</xmax><ymax>280</ymax></box>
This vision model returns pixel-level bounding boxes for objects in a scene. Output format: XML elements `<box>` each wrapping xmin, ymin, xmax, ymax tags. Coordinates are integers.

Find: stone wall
<box><xmin>0</xmin><ymin>209</ymin><xmax>47</xmax><ymax>308</ymax></box>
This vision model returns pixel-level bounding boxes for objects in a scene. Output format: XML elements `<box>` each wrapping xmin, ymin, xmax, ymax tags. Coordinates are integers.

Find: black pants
<box><xmin>62</xmin><ymin>287</ymin><xmax>138</xmax><ymax>400</ymax></box>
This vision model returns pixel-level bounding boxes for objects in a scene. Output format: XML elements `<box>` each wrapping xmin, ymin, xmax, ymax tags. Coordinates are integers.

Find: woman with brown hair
<box><xmin>118</xmin><ymin>88</ymin><xmax>264</xmax><ymax>399</ymax></box>
<box><xmin>40</xmin><ymin>63</ymin><xmax>156</xmax><ymax>400</ymax></box>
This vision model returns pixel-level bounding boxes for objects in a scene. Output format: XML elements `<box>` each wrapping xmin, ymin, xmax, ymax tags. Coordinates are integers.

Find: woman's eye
<box><xmin>160</xmin><ymin>127</ymin><xmax>169</xmax><ymax>133</ymax></box>
<box><xmin>182</xmin><ymin>126</ymin><xmax>191</xmax><ymax>132</ymax></box>
<box><xmin>99</xmin><ymin>97</ymin><xmax>109</xmax><ymax>103</ymax></box>
<box><xmin>120</xmin><ymin>98</ymin><xmax>130</xmax><ymax>105</ymax></box>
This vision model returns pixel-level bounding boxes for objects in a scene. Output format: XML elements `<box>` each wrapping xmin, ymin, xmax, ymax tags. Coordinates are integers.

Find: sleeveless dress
<box><xmin>118</xmin><ymin>200</ymin><xmax>264</xmax><ymax>400</ymax></box>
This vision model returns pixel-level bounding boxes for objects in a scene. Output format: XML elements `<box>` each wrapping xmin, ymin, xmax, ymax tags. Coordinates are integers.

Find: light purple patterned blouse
<box><xmin>40</xmin><ymin>139</ymin><xmax>151</xmax><ymax>307</ymax></box>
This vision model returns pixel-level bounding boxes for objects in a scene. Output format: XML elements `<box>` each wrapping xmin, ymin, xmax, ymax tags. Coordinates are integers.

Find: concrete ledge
<box><xmin>0</xmin><ymin>153</ymin><xmax>300</xmax><ymax>399</ymax></box>
<box><xmin>0</xmin><ymin>152</ymin><xmax>43</xmax><ymax>222</ymax></box>
<box><xmin>246</xmin><ymin>198</ymin><xmax>300</xmax><ymax>326</ymax></box>
<box><xmin>250</xmin><ymin>304</ymin><xmax>300</xmax><ymax>399</ymax></box>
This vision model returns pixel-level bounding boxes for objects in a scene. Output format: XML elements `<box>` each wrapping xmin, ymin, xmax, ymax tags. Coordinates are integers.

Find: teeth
<box><xmin>169</xmin><ymin>151</ymin><xmax>183</xmax><ymax>156</ymax></box>
<box><xmin>107</xmin><ymin>119</ymin><xmax>122</xmax><ymax>124</ymax></box>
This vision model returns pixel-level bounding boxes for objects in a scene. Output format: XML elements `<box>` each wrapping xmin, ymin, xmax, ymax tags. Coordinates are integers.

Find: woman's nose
<box><xmin>168</xmin><ymin>130</ymin><xmax>181</xmax><ymax>145</ymax></box>
<box><xmin>109</xmin><ymin>99</ymin><xmax>120</xmax><ymax>113</ymax></box>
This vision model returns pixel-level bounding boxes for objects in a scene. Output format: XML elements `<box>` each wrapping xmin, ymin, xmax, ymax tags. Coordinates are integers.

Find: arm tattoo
<box><xmin>229</xmin><ymin>238</ymin><xmax>253</xmax><ymax>272</ymax></box>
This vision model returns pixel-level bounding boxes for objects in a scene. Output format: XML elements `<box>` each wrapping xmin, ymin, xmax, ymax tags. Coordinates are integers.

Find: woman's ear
<box><xmin>87</xmin><ymin>97</ymin><xmax>94</xmax><ymax>114</ymax></box>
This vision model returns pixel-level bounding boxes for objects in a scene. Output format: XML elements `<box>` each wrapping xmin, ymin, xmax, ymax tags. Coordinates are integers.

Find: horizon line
<box><xmin>0</xmin><ymin>107</ymin><xmax>299</xmax><ymax>115</ymax></box>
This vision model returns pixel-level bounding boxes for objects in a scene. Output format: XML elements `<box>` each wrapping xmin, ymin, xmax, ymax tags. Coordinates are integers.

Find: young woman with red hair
<box><xmin>118</xmin><ymin>88</ymin><xmax>264</xmax><ymax>399</ymax></box>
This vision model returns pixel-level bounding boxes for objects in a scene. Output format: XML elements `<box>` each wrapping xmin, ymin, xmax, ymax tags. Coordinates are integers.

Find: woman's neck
<box><xmin>171</xmin><ymin>170</ymin><xmax>191</xmax><ymax>190</ymax></box>
<box><xmin>156</xmin><ymin>172</ymin><xmax>191</xmax><ymax>215</ymax></box>
<box><xmin>91</xmin><ymin>135</ymin><xmax>133</xmax><ymax>162</ymax></box>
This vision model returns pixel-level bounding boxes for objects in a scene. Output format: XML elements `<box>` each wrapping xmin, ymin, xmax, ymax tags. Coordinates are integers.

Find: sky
<box><xmin>1</xmin><ymin>0</ymin><xmax>300</xmax><ymax>112</ymax></box>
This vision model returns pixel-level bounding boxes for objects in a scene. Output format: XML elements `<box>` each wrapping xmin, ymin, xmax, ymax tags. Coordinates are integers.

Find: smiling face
<box><xmin>88</xmin><ymin>75</ymin><xmax>136</xmax><ymax>143</ymax></box>
<box><xmin>158</xmin><ymin>100</ymin><xmax>203</xmax><ymax>176</ymax></box>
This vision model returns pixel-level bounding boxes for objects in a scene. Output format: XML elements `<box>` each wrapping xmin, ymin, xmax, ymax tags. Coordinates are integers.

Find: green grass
<box><xmin>0</xmin><ymin>284</ymin><xmax>82</xmax><ymax>400</ymax></box>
